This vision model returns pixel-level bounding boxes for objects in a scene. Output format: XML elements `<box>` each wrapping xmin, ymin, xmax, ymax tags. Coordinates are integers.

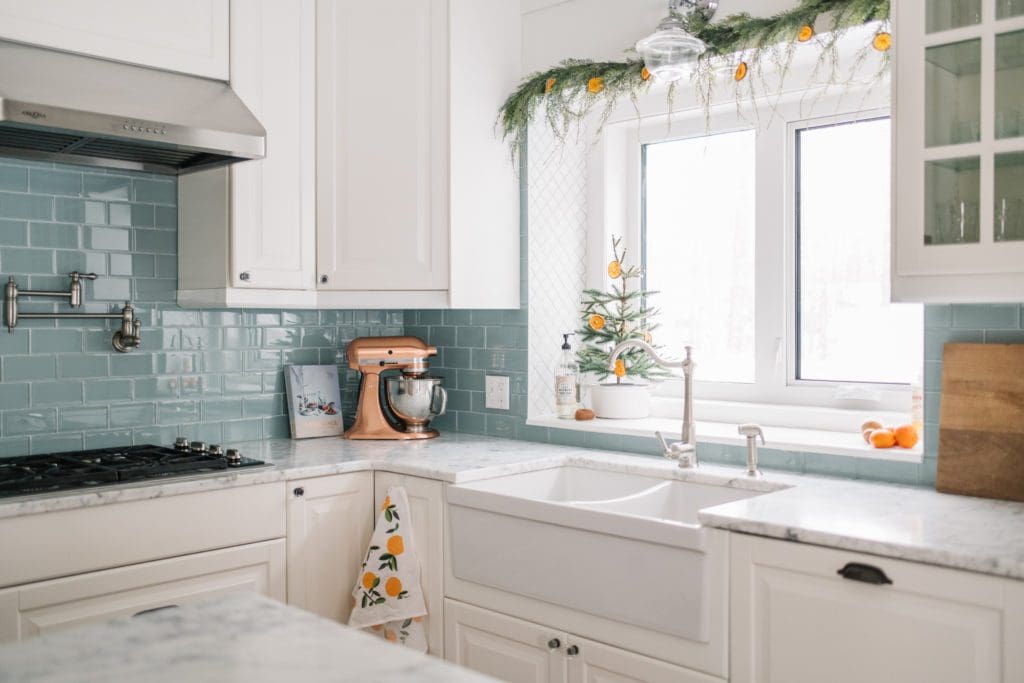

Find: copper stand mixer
<box><xmin>344</xmin><ymin>336</ymin><xmax>448</xmax><ymax>440</ymax></box>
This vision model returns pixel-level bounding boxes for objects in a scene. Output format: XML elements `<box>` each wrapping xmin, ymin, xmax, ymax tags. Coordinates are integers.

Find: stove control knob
<box><xmin>190</xmin><ymin>441</ymin><xmax>207</xmax><ymax>454</ymax></box>
<box><xmin>174</xmin><ymin>437</ymin><xmax>189</xmax><ymax>451</ymax></box>
<box><xmin>225</xmin><ymin>449</ymin><xmax>242</xmax><ymax>465</ymax></box>
<box><xmin>208</xmin><ymin>444</ymin><xmax>224</xmax><ymax>457</ymax></box>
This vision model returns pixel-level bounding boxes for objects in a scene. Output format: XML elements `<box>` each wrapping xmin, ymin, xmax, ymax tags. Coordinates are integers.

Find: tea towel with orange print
<box><xmin>348</xmin><ymin>485</ymin><xmax>428</xmax><ymax>651</ymax></box>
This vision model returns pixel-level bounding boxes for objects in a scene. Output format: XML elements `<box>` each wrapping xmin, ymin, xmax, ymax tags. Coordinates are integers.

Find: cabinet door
<box><xmin>0</xmin><ymin>539</ymin><xmax>285</xmax><ymax>643</ymax></box>
<box><xmin>227</xmin><ymin>0</ymin><xmax>316</xmax><ymax>291</ymax></box>
<box><xmin>445</xmin><ymin>599</ymin><xmax>567</xmax><ymax>683</ymax></box>
<box><xmin>566</xmin><ymin>634</ymin><xmax>723</xmax><ymax>683</ymax></box>
<box><xmin>892</xmin><ymin>3</ymin><xmax>1024</xmax><ymax>301</ymax></box>
<box><xmin>0</xmin><ymin>0</ymin><xmax>228</xmax><ymax>79</ymax></box>
<box><xmin>286</xmin><ymin>472</ymin><xmax>374</xmax><ymax>624</ymax></box>
<box><xmin>315</xmin><ymin>0</ymin><xmax>450</xmax><ymax>292</ymax></box>
<box><xmin>731</xmin><ymin>533</ymin><xmax>1024</xmax><ymax>683</ymax></box>
<box><xmin>374</xmin><ymin>472</ymin><xmax>445</xmax><ymax>655</ymax></box>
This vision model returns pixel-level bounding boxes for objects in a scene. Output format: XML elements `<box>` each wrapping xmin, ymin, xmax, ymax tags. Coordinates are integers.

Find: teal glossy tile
<box><xmin>471</xmin><ymin>310</ymin><xmax>503</xmax><ymax>325</ymax></box>
<box><xmin>130</xmin><ymin>203</ymin><xmax>155</xmax><ymax>227</ymax></box>
<box><xmin>223</xmin><ymin>328</ymin><xmax>260</xmax><ymax>349</ymax></box>
<box><xmin>261</xmin><ymin>416</ymin><xmax>290</xmax><ymax>439</ymax></box>
<box><xmin>135</xmin><ymin>229</ymin><xmax>175</xmax><ymax>254</ymax></box>
<box><xmin>53</xmin><ymin>197</ymin><xmax>84</xmax><ymax>222</ymax></box>
<box><xmin>952</xmin><ymin>304</ymin><xmax>1019</xmax><ymax>329</ymax></box>
<box><xmin>133</xmin><ymin>179</ymin><xmax>176</xmax><ymax>204</ymax></box>
<box><xmin>85</xmin><ymin>201</ymin><xmax>106</xmax><ymax>225</ymax></box>
<box><xmin>0</xmin><ymin>192</ymin><xmax>52</xmax><ymax>220</ymax></box>
<box><xmin>248</xmin><ymin>312</ymin><xmax>281</xmax><ymax>327</ymax></box>
<box><xmin>158</xmin><ymin>400</ymin><xmax>198</xmax><ymax>425</ymax></box>
<box><xmin>456</xmin><ymin>326</ymin><xmax>485</xmax><ymax>347</ymax></box>
<box><xmin>263</xmin><ymin>371</ymin><xmax>286</xmax><ymax>393</ymax></box>
<box><xmin>108</xmin><ymin>253</ymin><xmax>132</xmax><ymax>276</ymax></box>
<box><xmin>0</xmin><ymin>220</ymin><xmax>28</xmax><ymax>246</ymax></box>
<box><xmin>31</xmin><ymin>380</ymin><xmax>84</xmax><ymax>406</ymax></box>
<box><xmin>181</xmin><ymin>374</ymin><xmax>219</xmax><ymax>397</ymax></box>
<box><xmin>487</xmin><ymin>414</ymin><xmax>519</xmax><ymax>438</ymax></box>
<box><xmin>282</xmin><ymin>311</ymin><xmax>319</xmax><ymax>326</ymax></box>
<box><xmin>0</xmin><ymin>437</ymin><xmax>30</xmax><ymax>457</ymax></box>
<box><xmin>0</xmin><ymin>330</ymin><xmax>29</xmax><ymax>354</ymax></box>
<box><xmin>84</xmin><ymin>378</ymin><xmax>132</xmax><ymax>402</ymax></box>
<box><xmin>282</xmin><ymin>348</ymin><xmax>318</xmax><ymax>364</ymax></box>
<box><xmin>59</xmin><ymin>406</ymin><xmax>108</xmax><ymax>431</ymax></box>
<box><xmin>163</xmin><ymin>310</ymin><xmax>201</xmax><ymax>327</ymax></box>
<box><xmin>243</xmin><ymin>394</ymin><xmax>283</xmax><ymax>418</ymax></box>
<box><xmin>109</xmin><ymin>353</ymin><xmax>154</xmax><ymax>377</ymax></box>
<box><xmin>472</xmin><ymin>348</ymin><xmax>527</xmax><ymax>373</ymax></box>
<box><xmin>31</xmin><ymin>433</ymin><xmax>82</xmax><ymax>454</ymax></box>
<box><xmin>30</xmin><ymin>328</ymin><xmax>81</xmax><ymax>354</ymax></box>
<box><xmin>84</xmin><ymin>429</ymin><xmax>133</xmax><ymax>449</ymax></box>
<box><xmin>5</xmin><ymin>356</ymin><xmax>56</xmax><ymax>381</ymax></box>
<box><xmin>205</xmin><ymin>351</ymin><xmax>244</xmax><ymax>373</ymax></box>
<box><xmin>29</xmin><ymin>169</ymin><xmax>82</xmax><ymax>196</ymax></box>
<box><xmin>202</xmin><ymin>398</ymin><xmax>243</xmax><ymax>421</ymax></box>
<box><xmin>181</xmin><ymin>328</ymin><xmax>219</xmax><ymax>350</ymax></box>
<box><xmin>108</xmin><ymin>203</ymin><xmax>131</xmax><ymax>226</ymax></box>
<box><xmin>84</xmin><ymin>174</ymin><xmax>131</xmax><ymax>200</ymax></box>
<box><xmin>0</xmin><ymin>383</ymin><xmax>29</xmax><ymax>410</ymax></box>
<box><xmin>29</xmin><ymin>222</ymin><xmax>78</xmax><ymax>248</ymax></box>
<box><xmin>158</xmin><ymin>352</ymin><xmax>200</xmax><ymax>374</ymax></box>
<box><xmin>0</xmin><ymin>165</ymin><xmax>28</xmax><ymax>192</ymax></box>
<box><xmin>154</xmin><ymin>255</ymin><xmax>176</xmax><ymax>278</ymax></box>
<box><xmin>485</xmin><ymin>326</ymin><xmax>527</xmax><ymax>349</ymax></box>
<box><xmin>132</xmin><ymin>425</ymin><xmax>180</xmax><ymax>445</ymax></box>
<box><xmin>223</xmin><ymin>373</ymin><xmax>262</xmax><ymax>395</ymax></box>
<box><xmin>802</xmin><ymin>452</ymin><xmax>858</xmax><ymax>479</ymax></box>
<box><xmin>300</xmin><ymin>328</ymin><xmax>336</xmax><ymax>348</ymax></box>
<box><xmin>224</xmin><ymin>418</ymin><xmax>264</xmax><ymax>441</ymax></box>
<box><xmin>924</xmin><ymin>304</ymin><xmax>951</xmax><ymax>328</ymax></box>
<box><xmin>244</xmin><ymin>350</ymin><xmax>283</xmax><ymax>371</ymax></box>
<box><xmin>86</xmin><ymin>226</ymin><xmax>131</xmax><ymax>251</ymax></box>
<box><xmin>134</xmin><ymin>376</ymin><xmax>179</xmax><ymax>400</ymax></box>
<box><xmin>4</xmin><ymin>409</ymin><xmax>57</xmax><ymax>436</ymax></box>
<box><xmin>984</xmin><ymin>330</ymin><xmax>1024</xmax><ymax>343</ymax></box>
<box><xmin>2</xmin><ymin>247</ymin><xmax>54</xmax><ymax>273</ymax></box>
<box><xmin>56</xmin><ymin>250</ymin><xmax>105</xmax><ymax>276</ymax></box>
<box><xmin>444</xmin><ymin>348</ymin><xmax>471</xmax><ymax>369</ymax></box>
<box><xmin>109</xmin><ymin>403</ymin><xmax>155</xmax><ymax>428</ymax></box>
<box><xmin>59</xmin><ymin>354</ymin><xmax>107</xmax><ymax>379</ymax></box>
<box><xmin>263</xmin><ymin>327</ymin><xmax>300</xmax><ymax>348</ymax></box>
<box><xmin>855</xmin><ymin>458</ymin><xmax>921</xmax><ymax>485</ymax></box>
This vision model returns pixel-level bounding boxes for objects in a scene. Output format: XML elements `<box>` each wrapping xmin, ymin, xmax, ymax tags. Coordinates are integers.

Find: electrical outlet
<box><xmin>485</xmin><ymin>375</ymin><xmax>510</xmax><ymax>410</ymax></box>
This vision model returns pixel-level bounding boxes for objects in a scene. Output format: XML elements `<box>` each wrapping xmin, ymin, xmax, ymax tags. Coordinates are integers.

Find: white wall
<box><xmin>522</xmin><ymin>0</ymin><xmax>799</xmax><ymax>74</ymax></box>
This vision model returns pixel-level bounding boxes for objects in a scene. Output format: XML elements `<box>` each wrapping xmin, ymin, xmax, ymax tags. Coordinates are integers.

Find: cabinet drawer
<box><xmin>0</xmin><ymin>539</ymin><xmax>285</xmax><ymax>642</ymax></box>
<box><xmin>0</xmin><ymin>483</ymin><xmax>285</xmax><ymax>588</ymax></box>
<box><xmin>730</xmin><ymin>533</ymin><xmax>1024</xmax><ymax>683</ymax></box>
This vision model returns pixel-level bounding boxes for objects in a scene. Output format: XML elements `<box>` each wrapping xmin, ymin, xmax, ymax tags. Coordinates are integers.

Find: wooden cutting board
<box><xmin>936</xmin><ymin>343</ymin><xmax>1024</xmax><ymax>502</ymax></box>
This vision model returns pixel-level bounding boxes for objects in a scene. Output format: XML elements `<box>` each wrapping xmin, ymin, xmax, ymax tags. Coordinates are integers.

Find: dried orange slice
<box><xmin>589</xmin><ymin>314</ymin><xmax>606</xmax><ymax>331</ymax></box>
<box><xmin>798</xmin><ymin>25</ymin><xmax>814</xmax><ymax>42</ymax></box>
<box><xmin>872</xmin><ymin>31</ymin><xmax>892</xmax><ymax>52</ymax></box>
<box><xmin>588</xmin><ymin>77</ymin><xmax>604</xmax><ymax>94</ymax></box>
<box><xmin>734</xmin><ymin>61</ymin><xmax>748</xmax><ymax>81</ymax></box>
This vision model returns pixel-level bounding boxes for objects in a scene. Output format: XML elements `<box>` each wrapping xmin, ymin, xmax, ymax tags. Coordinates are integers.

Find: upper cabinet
<box><xmin>893</xmin><ymin>1</ymin><xmax>1024</xmax><ymax>302</ymax></box>
<box><xmin>315</xmin><ymin>0</ymin><xmax>521</xmax><ymax>310</ymax></box>
<box><xmin>0</xmin><ymin>0</ymin><xmax>229</xmax><ymax>79</ymax></box>
<box><xmin>177</xmin><ymin>0</ymin><xmax>318</xmax><ymax>309</ymax></box>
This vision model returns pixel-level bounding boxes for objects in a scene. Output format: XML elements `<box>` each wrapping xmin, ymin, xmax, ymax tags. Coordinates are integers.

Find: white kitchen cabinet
<box><xmin>0</xmin><ymin>540</ymin><xmax>285</xmax><ymax>643</ymax></box>
<box><xmin>892</xmin><ymin>2</ymin><xmax>1024</xmax><ymax>301</ymax></box>
<box><xmin>177</xmin><ymin>0</ymin><xmax>317</xmax><ymax>309</ymax></box>
<box><xmin>730</xmin><ymin>533</ymin><xmax>1024</xmax><ymax>683</ymax></box>
<box><xmin>286</xmin><ymin>472</ymin><xmax>374</xmax><ymax>624</ymax></box>
<box><xmin>446</xmin><ymin>599</ymin><xmax>567</xmax><ymax>683</ymax></box>
<box><xmin>0</xmin><ymin>0</ymin><xmax>228</xmax><ymax>79</ymax></box>
<box><xmin>445</xmin><ymin>600</ymin><xmax>721</xmax><ymax>683</ymax></box>
<box><xmin>374</xmin><ymin>472</ymin><xmax>445</xmax><ymax>655</ymax></box>
<box><xmin>315</xmin><ymin>0</ymin><xmax>521</xmax><ymax>309</ymax></box>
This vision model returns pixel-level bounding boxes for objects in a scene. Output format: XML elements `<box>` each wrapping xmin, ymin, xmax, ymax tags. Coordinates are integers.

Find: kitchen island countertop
<box><xmin>0</xmin><ymin>593</ymin><xmax>497</xmax><ymax>683</ymax></box>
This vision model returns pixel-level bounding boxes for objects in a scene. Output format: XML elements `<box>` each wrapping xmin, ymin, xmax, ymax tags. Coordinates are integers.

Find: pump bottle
<box><xmin>555</xmin><ymin>333</ymin><xmax>579</xmax><ymax>419</ymax></box>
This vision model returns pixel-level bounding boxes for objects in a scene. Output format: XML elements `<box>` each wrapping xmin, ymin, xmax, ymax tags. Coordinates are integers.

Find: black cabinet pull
<box><xmin>293</xmin><ymin>487</ymin><xmax>305</xmax><ymax>497</ymax></box>
<box><xmin>565</xmin><ymin>645</ymin><xmax>580</xmax><ymax>657</ymax></box>
<box><xmin>837</xmin><ymin>562</ymin><xmax>893</xmax><ymax>586</ymax></box>
<box><xmin>133</xmin><ymin>605</ymin><xmax>179</xmax><ymax>618</ymax></box>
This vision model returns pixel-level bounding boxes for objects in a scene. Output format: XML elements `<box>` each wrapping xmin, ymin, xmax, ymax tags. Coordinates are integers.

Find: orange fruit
<box><xmin>798</xmin><ymin>25</ymin><xmax>814</xmax><ymax>42</ymax></box>
<box><xmin>385</xmin><ymin>577</ymin><xmax>403</xmax><ymax>597</ymax></box>
<box><xmin>869</xmin><ymin>429</ymin><xmax>897</xmax><ymax>448</ymax></box>
<box><xmin>873</xmin><ymin>32</ymin><xmax>892</xmax><ymax>52</ymax></box>
<box><xmin>387</xmin><ymin>535</ymin><xmax>404</xmax><ymax>556</ymax></box>
<box><xmin>614</xmin><ymin>358</ymin><xmax>626</xmax><ymax>378</ymax></box>
<box><xmin>362</xmin><ymin>571</ymin><xmax>378</xmax><ymax>591</ymax></box>
<box><xmin>588</xmin><ymin>77</ymin><xmax>604</xmax><ymax>94</ymax></box>
<box><xmin>894</xmin><ymin>424</ymin><xmax>919</xmax><ymax>449</ymax></box>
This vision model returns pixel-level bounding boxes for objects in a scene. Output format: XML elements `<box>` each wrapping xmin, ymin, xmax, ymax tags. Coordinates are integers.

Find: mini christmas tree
<box><xmin>576</xmin><ymin>236</ymin><xmax>669</xmax><ymax>383</ymax></box>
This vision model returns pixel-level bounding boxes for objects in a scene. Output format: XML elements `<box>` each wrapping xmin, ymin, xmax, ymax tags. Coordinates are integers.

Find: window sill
<box><xmin>526</xmin><ymin>414</ymin><xmax>924</xmax><ymax>463</ymax></box>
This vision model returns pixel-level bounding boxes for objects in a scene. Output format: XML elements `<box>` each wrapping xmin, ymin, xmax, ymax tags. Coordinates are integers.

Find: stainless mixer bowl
<box><xmin>385</xmin><ymin>376</ymin><xmax>448</xmax><ymax>433</ymax></box>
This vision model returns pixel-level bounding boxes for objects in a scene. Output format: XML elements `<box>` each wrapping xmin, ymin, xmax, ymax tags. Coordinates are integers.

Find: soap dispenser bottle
<box><xmin>555</xmin><ymin>333</ymin><xmax>579</xmax><ymax>419</ymax></box>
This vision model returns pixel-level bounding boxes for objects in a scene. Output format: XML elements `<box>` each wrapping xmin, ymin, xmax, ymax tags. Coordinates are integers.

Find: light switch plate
<box><xmin>485</xmin><ymin>375</ymin><xmax>510</xmax><ymax>410</ymax></box>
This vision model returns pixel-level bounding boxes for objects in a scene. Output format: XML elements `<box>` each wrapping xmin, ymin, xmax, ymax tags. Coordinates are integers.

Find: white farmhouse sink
<box><xmin>446</xmin><ymin>465</ymin><xmax>779</xmax><ymax>649</ymax></box>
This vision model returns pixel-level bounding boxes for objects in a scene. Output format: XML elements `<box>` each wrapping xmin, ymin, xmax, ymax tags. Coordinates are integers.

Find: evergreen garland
<box><xmin>498</xmin><ymin>0</ymin><xmax>890</xmax><ymax>158</ymax></box>
<box><xmin>576</xmin><ymin>236</ymin><xmax>671</xmax><ymax>383</ymax></box>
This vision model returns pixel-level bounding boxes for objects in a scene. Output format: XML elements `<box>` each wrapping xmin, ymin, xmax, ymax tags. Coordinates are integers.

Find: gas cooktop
<box><xmin>0</xmin><ymin>443</ymin><xmax>269</xmax><ymax>499</ymax></box>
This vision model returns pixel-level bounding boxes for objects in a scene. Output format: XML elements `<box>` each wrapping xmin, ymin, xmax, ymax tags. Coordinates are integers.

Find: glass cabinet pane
<box><xmin>925</xmin><ymin>157</ymin><xmax>980</xmax><ymax>245</ymax></box>
<box><xmin>927</xmin><ymin>0</ymin><xmax>982</xmax><ymax>32</ymax></box>
<box><xmin>995</xmin><ymin>152</ymin><xmax>1024</xmax><ymax>242</ymax></box>
<box><xmin>996</xmin><ymin>30</ymin><xmax>1024</xmax><ymax>139</ymax></box>
<box><xmin>996</xmin><ymin>0</ymin><xmax>1024</xmax><ymax>20</ymax></box>
<box><xmin>926</xmin><ymin>40</ymin><xmax>981</xmax><ymax>147</ymax></box>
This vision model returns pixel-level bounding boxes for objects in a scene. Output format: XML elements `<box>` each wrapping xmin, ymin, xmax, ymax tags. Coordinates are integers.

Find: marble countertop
<box><xmin>2</xmin><ymin>433</ymin><xmax>1023</xmax><ymax>581</ymax></box>
<box><xmin>0</xmin><ymin>593</ymin><xmax>497</xmax><ymax>683</ymax></box>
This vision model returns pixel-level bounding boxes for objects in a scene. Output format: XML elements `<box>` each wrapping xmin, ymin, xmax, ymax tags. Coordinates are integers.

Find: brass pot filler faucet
<box><xmin>4</xmin><ymin>272</ymin><xmax>142</xmax><ymax>352</ymax></box>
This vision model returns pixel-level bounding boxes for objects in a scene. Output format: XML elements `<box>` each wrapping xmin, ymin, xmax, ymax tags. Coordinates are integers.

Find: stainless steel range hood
<box><xmin>0</xmin><ymin>40</ymin><xmax>265</xmax><ymax>175</ymax></box>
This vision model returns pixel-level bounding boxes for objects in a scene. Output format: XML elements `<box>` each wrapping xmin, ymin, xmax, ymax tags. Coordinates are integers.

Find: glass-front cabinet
<box><xmin>894</xmin><ymin>0</ymin><xmax>1024</xmax><ymax>301</ymax></box>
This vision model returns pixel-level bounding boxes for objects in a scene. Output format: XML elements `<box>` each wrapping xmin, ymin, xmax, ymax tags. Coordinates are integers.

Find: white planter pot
<box><xmin>589</xmin><ymin>383</ymin><xmax>651</xmax><ymax>419</ymax></box>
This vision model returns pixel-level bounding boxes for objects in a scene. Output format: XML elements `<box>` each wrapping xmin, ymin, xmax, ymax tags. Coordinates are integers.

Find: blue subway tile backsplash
<box><xmin>0</xmin><ymin>157</ymin><xmax>401</xmax><ymax>455</ymax></box>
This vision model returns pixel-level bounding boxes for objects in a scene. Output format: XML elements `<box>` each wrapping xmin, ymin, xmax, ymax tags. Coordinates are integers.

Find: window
<box><xmin>604</xmin><ymin>85</ymin><xmax>920</xmax><ymax>416</ymax></box>
<box><xmin>795</xmin><ymin>118</ymin><xmax>923</xmax><ymax>385</ymax></box>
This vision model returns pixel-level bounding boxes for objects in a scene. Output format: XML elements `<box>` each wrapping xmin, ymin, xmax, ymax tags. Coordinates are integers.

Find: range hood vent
<box><xmin>0</xmin><ymin>40</ymin><xmax>265</xmax><ymax>175</ymax></box>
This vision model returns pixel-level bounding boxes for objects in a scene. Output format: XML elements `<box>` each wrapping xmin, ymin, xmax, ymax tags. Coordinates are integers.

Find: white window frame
<box><xmin>587</xmin><ymin>79</ymin><xmax>912</xmax><ymax>428</ymax></box>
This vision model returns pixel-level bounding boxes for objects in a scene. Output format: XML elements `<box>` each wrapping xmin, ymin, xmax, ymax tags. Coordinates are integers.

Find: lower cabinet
<box><xmin>285</xmin><ymin>471</ymin><xmax>374</xmax><ymax>624</ymax></box>
<box><xmin>730</xmin><ymin>533</ymin><xmax>1024</xmax><ymax>683</ymax></box>
<box><xmin>445</xmin><ymin>599</ymin><xmax>723</xmax><ymax>683</ymax></box>
<box><xmin>0</xmin><ymin>539</ymin><xmax>285</xmax><ymax>642</ymax></box>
